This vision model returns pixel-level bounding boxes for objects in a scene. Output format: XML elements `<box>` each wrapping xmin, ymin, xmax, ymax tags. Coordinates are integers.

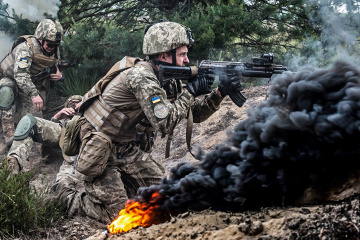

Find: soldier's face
<box><xmin>42</xmin><ymin>40</ymin><xmax>58</xmax><ymax>53</ymax></box>
<box><xmin>160</xmin><ymin>45</ymin><xmax>189</xmax><ymax>67</ymax></box>
<box><xmin>175</xmin><ymin>46</ymin><xmax>189</xmax><ymax>66</ymax></box>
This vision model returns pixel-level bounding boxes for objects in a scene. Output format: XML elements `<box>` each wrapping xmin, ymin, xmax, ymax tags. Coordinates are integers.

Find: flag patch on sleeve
<box><xmin>149</xmin><ymin>95</ymin><xmax>169</xmax><ymax>120</ymax></box>
<box><xmin>18</xmin><ymin>58</ymin><xmax>29</xmax><ymax>69</ymax></box>
<box><xmin>151</xmin><ymin>96</ymin><xmax>161</xmax><ymax>103</ymax></box>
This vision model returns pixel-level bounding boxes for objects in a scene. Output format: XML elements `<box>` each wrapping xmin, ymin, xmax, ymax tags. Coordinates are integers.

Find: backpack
<box><xmin>60</xmin><ymin>115</ymin><xmax>87</xmax><ymax>156</ymax></box>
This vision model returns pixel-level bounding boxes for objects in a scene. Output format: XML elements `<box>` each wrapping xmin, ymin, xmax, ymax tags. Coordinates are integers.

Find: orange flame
<box><xmin>107</xmin><ymin>191</ymin><xmax>164</xmax><ymax>234</ymax></box>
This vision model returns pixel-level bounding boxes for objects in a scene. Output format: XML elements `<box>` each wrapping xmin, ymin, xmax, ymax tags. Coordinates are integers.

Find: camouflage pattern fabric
<box><xmin>34</xmin><ymin>19</ymin><xmax>63</xmax><ymax>42</ymax></box>
<box><xmin>64</xmin><ymin>95</ymin><xmax>83</xmax><ymax>108</ymax></box>
<box><xmin>67</xmin><ymin>144</ymin><xmax>165</xmax><ymax>223</ymax></box>
<box><xmin>0</xmin><ymin>77</ymin><xmax>17</xmax><ymax>145</ymax></box>
<box><xmin>0</xmin><ymin>109</ymin><xmax>15</xmax><ymax>147</ymax></box>
<box><xmin>0</xmin><ymin>41</ymin><xmax>46</xmax><ymax>123</ymax></box>
<box><xmin>54</xmin><ymin>119</ymin><xmax>165</xmax><ymax>222</ymax></box>
<box><xmin>7</xmin><ymin>117</ymin><xmax>62</xmax><ymax>168</ymax></box>
<box><xmin>52</xmin><ymin>57</ymin><xmax>225</xmax><ymax>222</ymax></box>
<box><xmin>14</xmin><ymin>85</ymin><xmax>46</xmax><ymax>120</ymax></box>
<box><xmin>124</xmin><ymin>64</ymin><xmax>223</xmax><ymax>131</ymax></box>
<box><xmin>143</xmin><ymin>21</ymin><xmax>190</xmax><ymax>55</ymax></box>
<box><xmin>55</xmin><ymin>158</ymin><xmax>85</xmax><ymax>183</ymax></box>
<box><xmin>12</xmin><ymin>41</ymin><xmax>40</xmax><ymax>98</ymax></box>
<box><xmin>6</xmin><ymin>95</ymin><xmax>82</xmax><ymax>167</ymax></box>
<box><xmin>0</xmin><ymin>37</ymin><xmax>55</xmax><ymax>146</ymax></box>
<box><xmin>123</xmin><ymin>65</ymin><xmax>192</xmax><ymax>134</ymax></box>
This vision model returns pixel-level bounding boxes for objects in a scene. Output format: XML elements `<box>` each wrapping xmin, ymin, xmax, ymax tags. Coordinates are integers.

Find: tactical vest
<box><xmin>81</xmin><ymin>56</ymin><xmax>154</xmax><ymax>143</ymax></box>
<box><xmin>0</xmin><ymin>35</ymin><xmax>57</xmax><ymax>85</ymax></box>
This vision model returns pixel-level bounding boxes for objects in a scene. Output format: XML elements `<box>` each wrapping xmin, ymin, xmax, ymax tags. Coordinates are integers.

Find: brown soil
<box><xmin>2</xmin><ymin>85</ymin><xmax>360</xmax><ymax>240</ymax></box>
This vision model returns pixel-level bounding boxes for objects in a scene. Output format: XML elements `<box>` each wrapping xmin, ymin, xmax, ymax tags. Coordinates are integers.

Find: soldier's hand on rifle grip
<box><xmin>218</xmin><ymin>75</ymin><xmax>243</xmax><ymax>97</ymax></box>
<box><xmin>185</xmin><ymin>70</ymin><xmax>215</xmax><ymax>97</ymax></box>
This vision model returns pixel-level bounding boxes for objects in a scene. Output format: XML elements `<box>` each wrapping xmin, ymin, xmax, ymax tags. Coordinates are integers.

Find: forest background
<box><xmin>1</xmin><ymin>0</ymin><xmax>360</xmax><ymax>238</ymax></box>
<box><xmin>1</xmin><ymin>0</ymin><xmax>360</xmax><ymax>100</ymax></box>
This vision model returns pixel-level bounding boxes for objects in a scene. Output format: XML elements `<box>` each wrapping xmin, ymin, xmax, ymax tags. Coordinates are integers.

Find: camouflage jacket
<box><xmin>0</xmin><ymin>36</ymin><xmax>58</xmax><ymax>98</ymax></box>
<box><xmin>83</xmin><ymin>58</ymin><xmax>223</xmax><ymax>143</ymax></box>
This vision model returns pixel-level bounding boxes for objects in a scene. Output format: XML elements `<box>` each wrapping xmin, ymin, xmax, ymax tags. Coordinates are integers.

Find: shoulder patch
<box><xmin>150</xmin><ymin>95</ymin><xmax>169</xmax><ymax>120</ymax></box>
<box><xmin>154</xmin><ymin>103</ymin><xmax>169</xmax><ymax>119</ymax></box>
<box><xmin>20</xmin><ymin>58</ymin><xmax>28</xmax><ymax>63</ymax></box>
<box><xmin>18</xmin><ymin>58</ymin><xmax>29</xmax><ymax>69</ymax></box>
<box><xmin>151</xmin><ymin>96</ymin><xmax>161</xmax><ymax>103</ymax></box>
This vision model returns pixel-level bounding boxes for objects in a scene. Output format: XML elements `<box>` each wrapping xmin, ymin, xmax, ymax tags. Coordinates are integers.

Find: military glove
<box><xmin>185</xmin><ymin>72</ymin><xmax>215</xmax><ymax>98</ymax></box>
<box><xmin>218</xmin><ymin>75</ymin><xmax>247</xmax><ymax>107</ymax></box>
<box><xmin>218</xmin><ymin>75</ymin><xmax>243</xmax><ymax>97</ymax></box>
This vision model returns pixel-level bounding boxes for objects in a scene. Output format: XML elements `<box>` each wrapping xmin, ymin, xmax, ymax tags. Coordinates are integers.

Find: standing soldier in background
<box><xmin>52</xmin><ymin>21</ymin><xmax>242</xmax><ymax>223</ymax></box>
<box><xmin>0</xmin><ymin>18</ymin><xmax>64</xmax><ymax>153</ymax></box>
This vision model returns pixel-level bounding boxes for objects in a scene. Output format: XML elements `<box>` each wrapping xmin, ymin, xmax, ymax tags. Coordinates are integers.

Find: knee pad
<box><xmin>0</xmin><ymin>85</ymin><xmax>15</xmax><ymax>110</ymax></box>
<box><xmin>13</xmin><ymin>114</ymin><xmax>39</xmax><ymax>141</ymax></box>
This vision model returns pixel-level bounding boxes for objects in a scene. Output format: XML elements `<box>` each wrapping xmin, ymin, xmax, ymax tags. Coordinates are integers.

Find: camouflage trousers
<box><xmin>53</xmin><ymin>143</ymin><xmax>165</xmax><ymax>223</ymax></box>
<box><xmin>7</xmin><ymin>117</ymin><xmax>61</xmax><ymax>168</ymax></box>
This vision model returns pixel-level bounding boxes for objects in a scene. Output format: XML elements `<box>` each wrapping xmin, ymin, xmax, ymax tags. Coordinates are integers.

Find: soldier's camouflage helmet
<box><xmin>64</xmin><ymin>95</ymin><xmax>82</xmax><ymax>109</ymax></box>
<box><xmin>34</xmin><ymin>19</ymin><xmax>63</xmax><ymax>43</ymax></box>
<box><xmin>143</xmin><ymin>21</ymin><xmax>195</xmax><ymax>55</ymax></box>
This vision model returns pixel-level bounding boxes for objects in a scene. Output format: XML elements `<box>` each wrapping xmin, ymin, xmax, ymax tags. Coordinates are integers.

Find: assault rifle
<box><xmin>159</xmin><ymin>53</ymin><xmax>288</xmax><ymax>107</ymax></box>
<box><xmin>32</xmin><ymin>61</ymin><xmax>76</xmax><ymax>83</ymax></box>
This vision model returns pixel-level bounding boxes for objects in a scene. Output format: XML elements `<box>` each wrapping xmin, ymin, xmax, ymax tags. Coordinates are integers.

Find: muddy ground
<box><xmin>2</xmin><ymin>85</ymin><xmax>360</xmax><ymax>240</ymax></box>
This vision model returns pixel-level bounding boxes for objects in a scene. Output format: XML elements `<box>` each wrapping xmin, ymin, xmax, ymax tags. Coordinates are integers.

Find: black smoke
<box><xmin>137</xmin><ymin>60</ymin><xmax>360</xmax><ymax>212</ymax></box>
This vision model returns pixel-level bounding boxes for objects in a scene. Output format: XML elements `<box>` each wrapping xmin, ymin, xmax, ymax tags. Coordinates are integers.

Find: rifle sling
<box><xmin>165</xmin><ymin>108</ymin><xmax>195</xmax><ymax>159</ymax></box>
<box><xmin>165</xmin><ymin>130</ymin><xmax>173</xmax><ymax>158</ymax></box>
<box><xmin>186</xmin><ymin>108</ymin><xmax>196</xmax><ymax>158</ymax></box>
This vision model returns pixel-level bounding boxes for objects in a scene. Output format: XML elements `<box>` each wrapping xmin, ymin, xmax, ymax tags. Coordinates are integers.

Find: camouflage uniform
<box><xmin>0</xmin><ymin>19</ymin><xmax>63</xmax><ymax>148</ymax></box>
<box><xmin>7</xmin><ymin>96</ymin><xmax>84</xmax><ymax>183</ymax></box>
<box><xmin>52</xmin><ymin>22</ymin><xmax>223</xmax><ymax>223</ymax></box>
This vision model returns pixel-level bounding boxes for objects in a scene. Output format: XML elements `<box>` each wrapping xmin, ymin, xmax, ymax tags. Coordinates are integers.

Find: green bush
<box><xmin>58</xmin><ymin>68</ymin><xmax>99</xmax><ymax>96</ymax></box>
<box><xmin>0</xmin><ymin>159</ymin><xmax>63</xmax><ymax>238</ymax></box>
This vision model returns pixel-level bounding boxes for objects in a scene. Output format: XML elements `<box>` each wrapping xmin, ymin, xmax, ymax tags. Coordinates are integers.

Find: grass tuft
<box><xmin>0</xmin><ymin>158</ymin><xmax>64</xmax><ymax>238</ymax></box>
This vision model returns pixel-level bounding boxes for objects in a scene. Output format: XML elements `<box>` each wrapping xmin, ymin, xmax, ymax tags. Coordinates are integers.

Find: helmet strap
<box><xmin>151</xmin><ymin>59</ymin><xmax>173</xmax><ymax>67</ymax></box>
<box><xmin>171</xmin><ymin>49</ymin><xmax>177</xmax><ymax>66</ymax></box>
<box><xmin>150</xmin><ymin>49</ymin><xmax>177</xmax><ymax>68</ymax></box>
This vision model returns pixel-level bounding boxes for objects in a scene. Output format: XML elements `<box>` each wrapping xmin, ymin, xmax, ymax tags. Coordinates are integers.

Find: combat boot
<box><xmin>7</xmin><ymin>156</ymin><xmax>20</xmax><ymax>175</ymax></box>
<box><xmin>1</xmin><ymin>116</ymin><xmax>15</xmax><ymax>149</ymax></box>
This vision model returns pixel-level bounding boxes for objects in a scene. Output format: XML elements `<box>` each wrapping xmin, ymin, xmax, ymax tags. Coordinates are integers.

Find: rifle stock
<box><xmin>159</xmin><ymin>53</ymin><xmax>288</xmax><ymax>107</ymax></box>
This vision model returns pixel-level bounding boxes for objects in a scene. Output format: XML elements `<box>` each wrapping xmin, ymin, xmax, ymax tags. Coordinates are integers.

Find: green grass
<box><xmin>0</xmin><ymin>159</ymin><xmax>64</xmax><ymax>238</ymax></box>
<box><xmin>58</xmin><ymin>68</ymin><xmax>99</xmax><ymax>96</ymax></box>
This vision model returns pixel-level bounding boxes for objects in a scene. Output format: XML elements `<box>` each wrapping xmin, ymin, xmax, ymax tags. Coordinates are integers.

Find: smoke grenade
<box><xmin>137</xmin><ymin>60</ymin><xmax>360</xmax><ymax>212</ymax></box>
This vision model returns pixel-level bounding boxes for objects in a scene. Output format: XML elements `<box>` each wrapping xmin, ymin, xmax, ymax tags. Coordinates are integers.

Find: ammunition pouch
<box><xmin>76</xmin><ymin>131</ymin><xmax>112</xmax><ymax>177</ymax></box>
<box><xmin>135</xmin><ymin>131</ymin><xmax>156</xmax><ymax>152</ymax></box>
<box><xmin>163</xmin><ymin>79</ymin><xmax>182</xmax><ymax>101</ymax></box>
<box><xmin>114</xmin><ymin>141</ymin><xmax>135</xmax><ymax>159</ymax></box>
<box><xmin>84</xmin><ymin>97</ymin><xmax>138</xmax><ymax>143</ymax></box>
<box><xmin>60</xmin><ymin>115</ymin><xmax>87</xmax><ymax>156</ymax></box>
<box><xmin>134</xmin><ymin>117</ymin><xmax>156</xmax><ymax>152</ymax></box>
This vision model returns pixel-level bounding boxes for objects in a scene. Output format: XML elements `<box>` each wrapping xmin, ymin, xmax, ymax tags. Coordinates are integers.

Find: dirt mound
<box><xmin>102</xmin><ymin>198</ymin><xmax>360</xmax><ymax>240</ymax></box>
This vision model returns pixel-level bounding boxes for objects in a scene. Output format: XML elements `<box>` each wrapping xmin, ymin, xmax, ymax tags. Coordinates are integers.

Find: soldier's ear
<box><xmin>159</xmin><ymin>53</ymin><xmax>166</xmax><ymax>61</ymax></box>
